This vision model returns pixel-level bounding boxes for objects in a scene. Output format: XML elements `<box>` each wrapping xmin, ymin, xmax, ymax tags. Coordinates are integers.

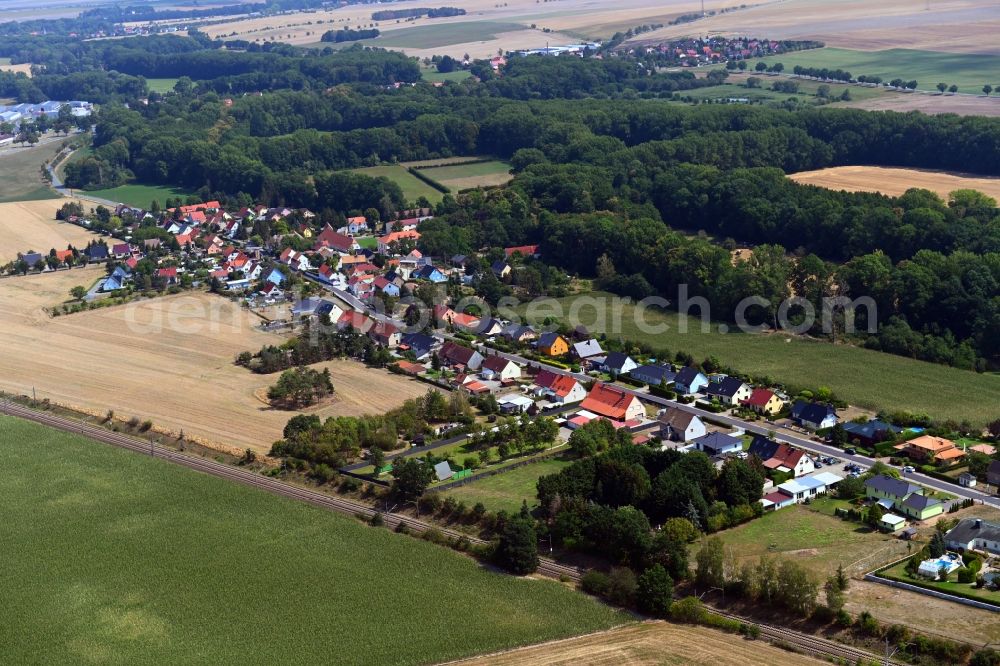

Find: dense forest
<box><xmin>5</xmin><ymin>35</ymin><xmax>997</xmax><ymax>371</ymax></box>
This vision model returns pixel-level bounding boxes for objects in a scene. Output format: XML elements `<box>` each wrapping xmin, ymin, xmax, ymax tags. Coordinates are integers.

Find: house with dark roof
<box><xmin>791</xmin><ymin>401</ymin><xmax>838</xmax><ymax>430</ymax></box>
<box><xmin>658</xmin><ymin>407</ymin><xmax>705</xmax><ymax>442</ymax></box>
<box><xmin>865</xmin><ymin>474</ymin><xmax>921</xmax><ymax>503</ymax></box>
<box><xmin>439</xmin><ymin>341</ymin><xmax>483</xmax><ymax>370</ymax></box>
<box><xmin>691</xmin><ymin>432</ymin><xmax>743</xmax><ymax>457</ymax></box>
<box><xmin>945</xmin><ymin>518</ymin><xmax>1000</xmax><ymax>555</ymax></box>
<box><xmin>500</xmin><ymin>323</ymin><xmax>537</xmax><ymax>343</ymax></box>
<box><xmin>704</xmin><ymin>376</ymin><xmax>752</xmax><ymax>406</ymax></box>
<box><xmin>747</xmin><ymin>436</ymin><xmax>815</xmax><ymax>477</ymax></box>
<box><xmin>481</xmin><ymin>355</ymin><xmax>521</xmax><ymax>382</ymax></box>
<box><xmin>598</xmin><ymin>352</ymin><xmax>638</xmax><ymax>376</ymax></box>
<box><xmin>899</xmin><ymin>492</ymin><xmax>944</xmax><ymax>521</ymax></box>
<box><xmin>85</xmin><ymin>244</ymin><xmax>109</xmax><ymax>261</ymax></box>
<box><xmin>536</xmin><ymin>332</ymin><xmax>569</xmax><ymax>357</ymax></box>
<box><xmin>988</xmin><ymin>460</ymin><xmax>1000</xmax><ymax>487</ymax></box>
<box><xmin>674</xmin><ymin>367</ymin><xmax>708</xmax><ymax>395</ymax></box>
<box><xmin>399</xmin><ymin>333</ymin><xmax>438</xmax><ymax>360</ymax></box>
<box><xmin>412</xmin><ymin>264</ymin><xmax>447</xmax><ymax>283</ymax></box>
<box><xmin>491</xmin><ymin>261</ymin><xmax>511</xmax><ymax>279</ymax></box>
<box><xmin>630</xmin><ymin>364</ymin><xmax>677</xmax><ymax>387</ymax></box>
<box><xmin>842</xmin><ymin>419</ymin><xmax>902</xmax><ymax>446</ymax></box>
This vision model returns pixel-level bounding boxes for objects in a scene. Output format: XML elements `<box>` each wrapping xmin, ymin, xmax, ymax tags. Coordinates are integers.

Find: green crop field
<box><xmin>351</xmin><ymin>164</ymin><xmax>444</xmax><ymax>203</ymax></box>
<box><xmin>0</xmin><ymin>140</ymin><xmax>66</xmax><ymax>203</ymax></box>
<box><xmin>83</xmin><ymin>183</ymin><xmax>194</xmax><ymax>208</ymax></box>
<box><xmin>145</xmin><ymin>78</ymin><xmax>180</xmax><ymax>93</ymax></box>
<box><xmin>678</xmin><ymin>77</ymin><xmax>886</xmax><ymax>105</ymax></box>
<box><xmin>751</xmin><ymin>48</ymin><xmax>1000</xmax><ymax>95</ymax></box>
<box><xmin>417</xmin><ymin>160</ymin><xmax>512</xmax><ymax>185</ymax></box>
<box><xmin>368</xmin><ymin>22</ymin><xmax>526</xmax><ymax>49</ymax></box>
<box><xmin>443</xmin><ymin>456</ymin><xmax>573</xmax><ymax>514</ymax></box>
<box><xmin>517</xmin><ymin>292</ymin><xmax>1000</xmax><ymax>425</ymax></box>
<box><xmin>0</xmin><ymin>415</ymin><xmax>626</xmax><ymax>664</ymax></box>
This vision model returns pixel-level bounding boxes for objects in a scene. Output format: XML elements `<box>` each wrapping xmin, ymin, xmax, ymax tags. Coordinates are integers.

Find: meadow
<box><xmin>82</xmin><ymin>183</ymin><xmax>194</xmax><ymax>208</ymax></box>
<box><xmin>697</xmin><ymin>504</ymin><xmax>910</xmax><ymax>580</ymax></box>
<box><xmin>414</xmin><ymin>159</ymin><xmax>513</xmax><ymax>191</ymax></box>
<box><xmin>442</xmin><ymin>456</ymin><xmax>572</xmax><ymax>513</ymax></box>
<box><xmin>367</xmin><ymin>21</ymin><xmax>528</xmax><ymax>49</ymax></box>
<box><xmin>0</xmin><ymin>415</ymin><xmax>627</xmax><ymax>665</ymax></box>
<box><xmin>145</xmin><ymin>77</ymin><xmax>180</xmax><ymax>93</ymax></box>
<box><xmin>751</xmin><ymin>48</ymin><xmax>1000</xmax><ymax>95</ymax></box>
<box><xmin>518</xmin><ymin>292</ymin><xmax>1000</xmax><ymax>425</ymax></box>
<box><xmin>0</xmin><ymin>140</ymin><xmax>65</xmax><ymax>203</ymax></box>
<box><xmin>351</xmin><ymin>164</ymin><xmax>444</xmax><ymax>203</ymax></box>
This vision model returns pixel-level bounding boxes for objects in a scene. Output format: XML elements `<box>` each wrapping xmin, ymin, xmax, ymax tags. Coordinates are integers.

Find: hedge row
<box><xmin>407</xmin><ymin>166</ymin><xmax>450</xmax><ymax>194</ymax></box>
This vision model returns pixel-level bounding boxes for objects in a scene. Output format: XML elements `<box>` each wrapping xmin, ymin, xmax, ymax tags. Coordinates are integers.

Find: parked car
<box><xmin>815</xmin><ymin>461</ymin><xmax>824</xmax><ymax>468</ymax></box>
<box><xmin>845</xmin><ymin>447</ymin><xmax>857</xmax><ymax>455</ymax></box>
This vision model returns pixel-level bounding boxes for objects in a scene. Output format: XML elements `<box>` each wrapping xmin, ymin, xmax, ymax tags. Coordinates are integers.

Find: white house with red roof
<box><xmin>377</xmin><ymin>229</ymin><xmax>420</xmax><ymax>255</ymax></box>
<box><xmin>580</xmin><ymin>383</ymin><xmax>644</xmax><ymax>422</ymax></box>
<box><xmin>532</xmin><ymin>369</ymin><xmax>586</xmax><ymax>403</ymax></box>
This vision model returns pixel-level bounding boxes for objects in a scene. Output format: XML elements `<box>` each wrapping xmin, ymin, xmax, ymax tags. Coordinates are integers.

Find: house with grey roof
<box><xmin>945</xmin><ymin>518</ymin><xmax>1000</xmax><ymax>556</ymax></box>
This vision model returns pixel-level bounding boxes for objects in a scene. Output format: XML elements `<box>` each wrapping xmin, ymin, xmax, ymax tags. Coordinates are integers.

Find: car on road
<box><xmin>845</xmin><ymin>447</ymin><xmax>857</xmax><ymax>455</ymax></box>
<box><xmin>902</xmin><ymin>465</ymin><xmax>915</xmax><ymax>473</ymax></box>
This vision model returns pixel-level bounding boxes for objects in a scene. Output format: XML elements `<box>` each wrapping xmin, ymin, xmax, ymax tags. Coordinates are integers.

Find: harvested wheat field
<box><xmin>789</xmin><ymin>166</ymin><xmax>1000</xmax><ymax>201</ymax></box>
<box><xmin>458</xmin><ymin>622</ymin><xmax>825</xmax><ymax>666</ymax></box>
<box><xmin>0</xmin><ymin>199</ymin><xmax>102</xmax><ymax>264</ymax></box>
<box><xmin>843</xmin><ymin>93</ymin><xmax>1000</xmax><ymax>118</ymax></box>
<box><xmin>0</xmin><ymin>272</ymin><xmax>429</xmax><ymax>451</ymax></box>
<box><xmin>630</xmin><ymin>0</ymin><xmax>1000</xmax><ymax>54</ymax></box>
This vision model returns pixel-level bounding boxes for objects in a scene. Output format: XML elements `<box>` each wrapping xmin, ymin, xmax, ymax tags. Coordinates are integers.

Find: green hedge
<box><xmin>406</xmin><ymin>167</ymin><xmax>450</xmax><ymax>194</ymax></box>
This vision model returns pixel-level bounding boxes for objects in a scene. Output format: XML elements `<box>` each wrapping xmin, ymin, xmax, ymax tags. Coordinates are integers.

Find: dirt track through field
<box><xmin>788</xmin><ymin>166</ymin><xmax>1000</xmax><ymax>200</ymax></box>
<box><xmin>0</xmin><ymin>199</ymin><xmax>101</xmax><ymax>264</ymax></box>
<box><xmin>0</xmin><ymin>272</ymin><xmax>429</xmax><ymax>451</ymax></box>
<box><xmin>456</xmin><ymin>621</ymin><xmax>825</xmax><ymax>665</ymax></box>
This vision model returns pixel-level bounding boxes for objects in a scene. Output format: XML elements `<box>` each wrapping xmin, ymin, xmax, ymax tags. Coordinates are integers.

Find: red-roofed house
<box><xmin>337</xmin><ymin>310</ymin><xmax>373</xmax><ymax>334</ymax></box>
<box><xmin>580</xmin><ymin>383</ymin><xmax>644</xmax><ymax>422</ymax></box>
<box><xmin>377</xmin><ymin>229</ymin><xmax>420</xmax><ymax>255</ymax></box>
<box><xmin>314</xmin><ymin>224</ymin><xmax>357</xmax><ymax>253</ymax></box>
<box><xmin>156</xmin><ymin>267</ymin><xmax>178</xmax><ymax>284</ymax></box>
<box><xmin>55</xmin><ymin>249</ymin><xmax>74</xmax><ymax>263</ymax></box>
<box><xmin>369</xmin><ymin>321</ymin><xmax>400</xmax><ymax>348</ymax></box>
<box><xmin>741</xmin><ymin>388</ymin><xmax>784</xmax><ymax>415</ymax></box>
<box><xmin>533</xmin><ymin>369</ymin><xmax>586</xmax><ymax>403</ymax></box>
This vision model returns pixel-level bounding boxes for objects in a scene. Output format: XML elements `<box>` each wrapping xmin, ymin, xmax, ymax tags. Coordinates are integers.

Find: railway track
<box><xmin>1</xmin><ymin>401</ymin><xmax>892</xmax><ymax>664</ymax></box>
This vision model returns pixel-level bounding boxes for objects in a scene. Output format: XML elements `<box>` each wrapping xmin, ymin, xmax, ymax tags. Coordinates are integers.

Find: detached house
<box><xmin>898</xmin><ymin>435</ymin><xmax>964</xmax><ymax>464</ymax></box>
<box><xmin>748</xmin><ymin>437</ymin><xmax>815</xmax><ymax>477</ymax></box>
<box><xmin>536</xmin><ymin>332</ymin><xmax>569</xmax><ymax>357</ymax></box>
<box><xmin>691</xmin><ymin>432</ymin><xmax>744</xmax><ymax>457</ymax></box>
<box><xmin>791</xmin><ymin>401</ymin><xmax>838</xmax><ymax>430</ymax></box>
<box><xmin>705</xmin><ymin>377</ymin><xmax>752</xmax><ymax>406</ymax></box>
<box><xmin>580</xmin><ymin>383</ymin><xmax>644</xmax><ymax>422</ymax></box>
<box><xmin>630</xmin><ymin>364</ymin><xmax>676</xmax><ymax>387</ymax></box>
<box><xmin>480</xmin><ymin>356</ymin><xmax>521</xmax><ymax>382</ymax></box>
<box><xmin>658</xmin><ymin>407</ymin><xmax>706</xmax><ymax>442</ymax></box>
<box><xmin>369</xmin><ymin>321</ymin><xmax>400</xmax><ymax>348</ymax></box>
<box><xmin>674</xmin><ymin>367</ymin><xmax>708</xmax><ymax>395</ymax></box>
<box><xmin>945</xmin><ymin>518</ymin><xmax>1000</xmax><ymax>556</ymax></box>
<box><xmin>439</xmin><ymin>341</ymin><xmax>483</xmax><ymax>371</ymax></box>
<box><xmin>533</xmin><ymin>369</ymin><xmax>586</xmax><ymax>404</ymax></box>
<box><xmin>864</xmin><ymin>474</ymin><xmax>943</xmax><ymax>521</ymax></box>
<box><xmin>571</xmin><ymin>339</ymin><xmax>604</xmax><ymax>359</ymax></box>
<box><xmin>741</xmin><ymin>388</ymin><xmax>784</xmax><ymax>415</ymax></box>
<box><xmin>599</xmin><ymin>352</ymin><xmax>638</xmax><ymax>376</ymax></box>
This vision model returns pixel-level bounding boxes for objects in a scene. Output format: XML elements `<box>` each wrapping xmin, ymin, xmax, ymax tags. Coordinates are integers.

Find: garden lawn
<box><xmin>878</xmin><ymin>561</ymin><xmax>1000</xmax><ymax>606</ymax></box>
<box><xmin>350</xmin><ymin>165</ymin><xmax>443</xmax><ymax>204</ymax></box>
<box><xmin>443</xmin><ymin>456</ymin><xmax>573</xmax><ymax>514</ymax></box>
<box><xmin>0</xmin><ymin>415</ymin><xmax>626</xmax><ymax>665</ymax></box>
<box><xmin>517</xmin><ymin>292</ymin><xmax>1000</xmax><ymax>426</ymax></box>
<box><xmin>82</xmin><ymin>183</ymin><xmax>194</xmax><ymax>208</ymax></box>
<box><xmin>751</xmin><ymin>48</ymin><xmax>1000</xmax><ymax>95</ymax></box>
<box><xmin>694</xmin><ymin>504</ymin><xmax>910</xmax><ymax>579</ymax></box>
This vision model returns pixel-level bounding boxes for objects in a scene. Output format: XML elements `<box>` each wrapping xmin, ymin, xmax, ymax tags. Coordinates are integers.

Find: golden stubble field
<box><xmin>0</xmin><ymin>199</ymin><xmax>103</xmax><ymax>264</ymax></box>
<box><xmin>788</xmin><ymin>166</ymin><xmax>1000</xmax><ymax>201</ymax></box>
<box><xmin>0</xmin><ymin>270</ymin><xmax>429</xmax><ymax>452</ymax></box>
<box><xmin>629</xmin><ymin>0</ymin><xmax>1000</xmax><ymax>54</ymax></box>
<box><xmin>460</xmin><ymin>621</ymin><xmax>825</xmax><ymax>665</ymax></box>
<box><xmin>138</xmin><ymin>0</ymin><xmax>742</xmax><ymax>58</ymax></box>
